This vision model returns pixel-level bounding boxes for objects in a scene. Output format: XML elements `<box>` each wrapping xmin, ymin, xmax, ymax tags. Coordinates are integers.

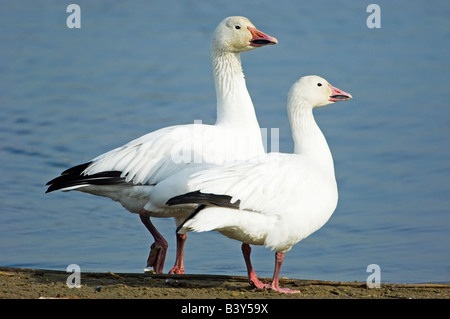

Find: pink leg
<box><xmin>241</xmin><ymin>243</ymin><xmax>270</xmax><ymax>289</ymax></box>
<box><xmin>270</xmin><ymin>252</ymin><xmax>300</xmax><ymax>293</ymax></box>
<box><xmin>168</xmin><ymin>233</ymin><xmax>187</xmax><ymax>274</ymax></box>
<box><xmin>139</xmin><ymin>209</ymin><xmax>168</xmax><ymax>274</ymax></box>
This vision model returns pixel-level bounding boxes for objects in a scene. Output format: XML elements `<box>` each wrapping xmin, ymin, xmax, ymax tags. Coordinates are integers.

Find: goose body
<box><xmin>46</xmin><ymin>16</ymin><xmax>277</xmax><ymax>274</ymax></box>
<box><xmin>168</xmin><ymin>75</ymin><xmax>352</xmax><ymax>293</ymax></box>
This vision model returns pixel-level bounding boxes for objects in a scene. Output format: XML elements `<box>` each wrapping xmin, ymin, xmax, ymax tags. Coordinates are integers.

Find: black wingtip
<box><xmin>166</xmin><ymin>192</ymin><xmax>196</xmax><ymax>206</ymax></box>
<box><xmin>175</xmin><ymin>204</ymin><xmax>206</xmax><ymax>234</ymax></box>
<box><xmin>166</xmin><ymin>190</ymin><xmax>240</xmax><ymax>209</ymax></box>
<box><xmin>45</xmin><ymin>162</ymin><xmax>91</xmax><ymax>193</ymax></box>
<box><xmin>45</xmin><ymin>161</ymin><xmax>125</xmax><ymax>193</ymax></box>
<box><xmin>169</xmin><ymin>191</ymin><xmax>241</xmax><ymax>234</ymax></box>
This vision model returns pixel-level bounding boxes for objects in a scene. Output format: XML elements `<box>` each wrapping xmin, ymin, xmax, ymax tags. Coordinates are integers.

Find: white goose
<box><xmin>46</xmin><ymin>16</ymin><xmax>277</xmax><ymax>274</ymax></box>
<box><xmin>167</xmin><ymin>75</ymin><xmax>352</xmax><ymax>293</ymax></box>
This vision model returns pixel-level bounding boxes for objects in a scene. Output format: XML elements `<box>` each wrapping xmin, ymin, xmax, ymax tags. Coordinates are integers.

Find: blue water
<box><xmin>1</xmin><ymin>0</ymin><xmax>449</xmax><ymax>284</ymax></box>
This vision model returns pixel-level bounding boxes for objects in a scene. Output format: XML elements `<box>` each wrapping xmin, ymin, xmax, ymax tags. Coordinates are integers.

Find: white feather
<box><xmin>178</xmin><ymin>75</ymin><xmax>352</xmax><ymax>253</ymax></box>
<box><xmin>52</xmin><ymin>16</ymin><xmax>278</xmax><ymax>222</ymax></box>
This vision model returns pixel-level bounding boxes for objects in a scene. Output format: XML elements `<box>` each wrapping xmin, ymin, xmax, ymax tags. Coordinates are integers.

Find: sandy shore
<box><xmin>1</xmin><ymin>267</ymin><xmax>449</xmax><ymax>300</ymax></box>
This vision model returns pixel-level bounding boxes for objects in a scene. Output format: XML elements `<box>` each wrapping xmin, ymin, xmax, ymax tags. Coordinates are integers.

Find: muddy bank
<box><xmin>1</xmin><ymin>267</ymin><xmax>449</xmax><ymax>300</ymax></box>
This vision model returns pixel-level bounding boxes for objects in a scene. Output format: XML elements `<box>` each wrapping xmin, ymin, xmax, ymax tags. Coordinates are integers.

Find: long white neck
<box><xmin>212</xmin><ymin>50</ymin><xmax>260</xmax><ymax>130</ymax></box>
<box><xmin>288</xmin><ymin>101</ymin><xmax>335</xmax><ymax>177</ymax></box>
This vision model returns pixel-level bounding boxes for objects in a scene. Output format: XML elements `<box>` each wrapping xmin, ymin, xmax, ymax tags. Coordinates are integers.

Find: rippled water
<box><xmin>1</xmin><ymin>0</ymin><xmax>449</xmax><ymax>284</ymax></box>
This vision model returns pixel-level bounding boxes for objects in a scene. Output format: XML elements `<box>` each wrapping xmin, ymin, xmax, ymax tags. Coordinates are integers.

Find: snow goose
<box><xmin>45</xmin><ymin>16</ymin><xmax>277</xmax><ymax>274</ymax></box>
<box><xmin>167</xmin><ymin>75</ymin><xmax>352</xmax><ymax>293</ymax></box>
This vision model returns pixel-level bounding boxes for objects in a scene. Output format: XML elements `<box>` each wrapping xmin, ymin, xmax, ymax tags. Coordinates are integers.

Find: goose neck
<box><xmin>212</xmin><ymin>51</ymin><xmax>258</xmax><ymax>128</ymax></box>
<box><xmin>288</xmin><ymin>101</ymin><xmax>335</xmax><ymax>175</ymax></box>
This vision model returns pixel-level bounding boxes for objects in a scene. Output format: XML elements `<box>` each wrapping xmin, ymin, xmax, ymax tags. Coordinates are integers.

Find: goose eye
<box><xmin>235</xmin><ymin>25</ymin><xmax>241</xmax><ymax>30</ymax></box>
<box><xmin>317</xmin><ymin>83</ymin><xmax>322</xmax><ymax>87</ymax></box>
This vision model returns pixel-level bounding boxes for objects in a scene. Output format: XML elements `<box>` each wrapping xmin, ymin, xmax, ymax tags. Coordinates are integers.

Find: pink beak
<box><xmin>328</xmin><ymin>83</ymin><xmax>352</xmax><ymax>102</ymax></box>
<box><xmin>247</xmin><ymin>26</ymin><xmax>278</xmax><ymax>47</ymax></box>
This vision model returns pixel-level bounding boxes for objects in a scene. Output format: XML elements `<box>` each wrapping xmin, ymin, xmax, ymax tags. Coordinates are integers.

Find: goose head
<box><xmin>288</xmin><ymin>75</ymin><xmax>352</xmax><ymax>109</ymax></box>
<box><xmin>212</xmin><ymin>16</ymin><xmax>278</xmax><ymax>53</ymax></box>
